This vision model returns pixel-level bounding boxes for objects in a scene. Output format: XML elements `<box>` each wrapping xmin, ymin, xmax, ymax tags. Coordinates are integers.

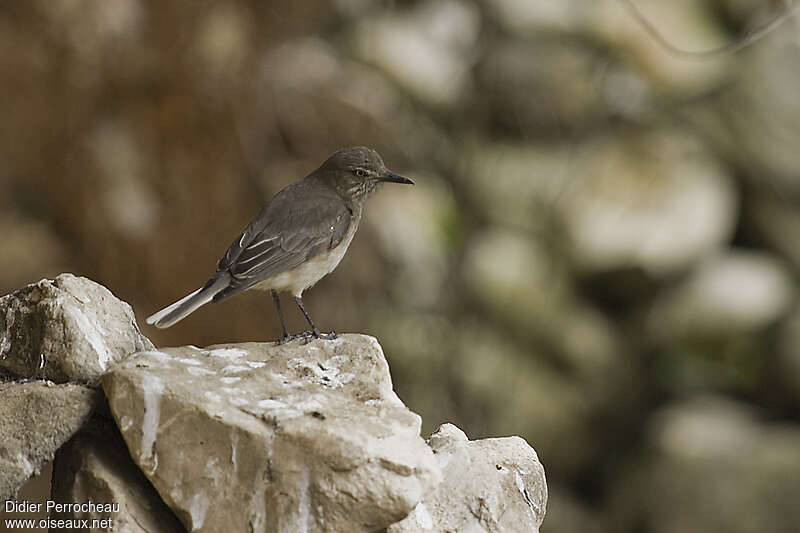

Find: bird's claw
<box><xmin>274</xmin><ymin>329</ymin><xmax>337</xmax><ymax>345</ymax></box>
<box><xmin>312</xmin><ymin>329</ymin><xmax>337</xmax><ymax>341</ymax></box>
<box><xmin>274</xmin><ymin>331</ymin><xmax>312</xmax><ymax>345</ymax></box>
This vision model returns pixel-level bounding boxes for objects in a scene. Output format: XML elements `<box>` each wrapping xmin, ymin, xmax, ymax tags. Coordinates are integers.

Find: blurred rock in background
<box><xmin>1</xmin><ymin>0</ymin><xmax>799</xmax><ymax>531</ymax></box>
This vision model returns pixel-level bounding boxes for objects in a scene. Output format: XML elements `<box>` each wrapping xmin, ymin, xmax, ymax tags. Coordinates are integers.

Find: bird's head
<box><xmin>319</xmin><ymin>146</ymin><xmax>413</xmax><ymax>201</ymax></box>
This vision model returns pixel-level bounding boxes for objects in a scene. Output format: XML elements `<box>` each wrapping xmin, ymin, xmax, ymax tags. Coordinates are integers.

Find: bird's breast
<box><xmin>250</xmin><ymin>217</ymin><xmax>360</xmax><ymax>298</ymax></box>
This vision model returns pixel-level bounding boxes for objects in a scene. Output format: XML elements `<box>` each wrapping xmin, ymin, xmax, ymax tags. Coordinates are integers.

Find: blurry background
<box><xmin>1</xmin><ymin>0</ymin><xmax>800</xmax><ymax>531</ymax></box>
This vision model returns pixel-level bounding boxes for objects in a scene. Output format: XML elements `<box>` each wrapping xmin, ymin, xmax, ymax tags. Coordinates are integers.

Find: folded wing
<box><xmin>212</xmin><ymin>180</ymin><xmax>352</xmax><ymax>302</ymax></box>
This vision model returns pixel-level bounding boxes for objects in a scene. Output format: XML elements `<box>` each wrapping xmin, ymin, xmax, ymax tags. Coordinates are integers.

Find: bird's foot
<box><xmin>274</xmin><ymin>330</ymin><xmax>314</xmax><ymax>345</ymax></box>
<box><xmin>273</xmin><ymin>329</ymin><xmax>338</xmax><ymax>345</ymax></box>
<box><xmin>311</xmin><ymin>328</ymin><xmax>337</xmax><ymax>341</ymax></box>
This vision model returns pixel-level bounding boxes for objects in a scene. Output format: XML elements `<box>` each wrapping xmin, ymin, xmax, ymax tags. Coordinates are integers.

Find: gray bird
<box><xmin>146</xmin><ymin>146</ymin><xmax>413</xmax><ymax>343</ymax></box>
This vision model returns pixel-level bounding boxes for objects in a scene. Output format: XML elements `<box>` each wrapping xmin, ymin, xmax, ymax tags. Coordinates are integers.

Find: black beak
<box><xmin>380</xmin><ymin>171</ymin><xmax>414</xmax><ymax>185</ymax></box>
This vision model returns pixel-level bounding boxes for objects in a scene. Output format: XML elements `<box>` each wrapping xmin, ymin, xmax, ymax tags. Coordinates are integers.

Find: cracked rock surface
<box><xmin>51</xmin><ymin>419</ymin><xmax>185</xmax><ymax>533</ymax></box>
<box><xmin>0</xmin><ymin>380</ymin><xmax>99</xmax><ymax>500</ymax></box>
<box><xmin>0</xmin><ymin>274</ymin><xmax>154</xmax><ymax>384</ymax></box>
<box><xmin>102</xmin><ymin>334</ymin><xmax>442</xmax><ymax>533</ymax></box>
<box><xmin>388</xmin><ymin>423</ymin><xmax>547</xmax><ymax>533</ymax></box>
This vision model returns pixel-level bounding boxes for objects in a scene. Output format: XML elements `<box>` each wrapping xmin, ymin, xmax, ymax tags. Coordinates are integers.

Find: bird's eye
<box><xmin>354</xmin><ymin>168</ymin><xmax>367</xmax><ymax>177</ymax></box>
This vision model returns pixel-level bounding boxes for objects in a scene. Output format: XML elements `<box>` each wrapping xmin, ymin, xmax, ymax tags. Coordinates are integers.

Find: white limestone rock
<box><xmin>103</xmin><ymin>334</ymin><xmax>442</xmax><ymax>533</ymax></box>
<box><xmin>0</xmin><ymin>274</ymin><xmax>154</xmax><ymax>384</ymax></box>
<box><xmin>388</xmin><ymin>424</ymin><xmax>547</xmax><ymax>533</ymax></box>
<box><xmin>0</xmin><ymin>380</ymin><xmax>98</xmax><ymax>500</ymax></box>
<box><xmin>51</xmin><ymin>421</ymin><xmax>185</xmax><ymax>533</ymax></box>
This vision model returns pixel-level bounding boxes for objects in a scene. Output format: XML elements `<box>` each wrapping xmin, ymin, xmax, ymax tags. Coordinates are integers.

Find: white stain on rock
<box><xmin>209</xmin><ymin>348</ymin><xmax>248</xmax><ymax>360</ymax></box>
<box><xmin>140</xmin><ymin>374</ymin><xmax>164</xmax><ymax>474</ymax></box>
<box><xmin>188</xmin><ymin>492</ymin><xmax>209</xmax><ymax>529</ymax></box>
<box><xmin>187</xmin><ymin>366</ymin><xmax>216</xmax><ymax>377</ymax></box>
<box><xmin>413</xmin><ymin>502</ymin><xmax>433</xmax><ymax>529</ymax></box>
<box><xmin>257</xmin><ymin>399</ymin><xmax>287</xmax><ymax>410</ymax></box>
<box><xmin>221</xmin><ymin>364</ymin><xmax>250</xmax><ymax>375</ymax></box>
<box><xmin>72</xmin><ymin>311</ymin><xmax>112</xmax><ymax>369</ymax></box>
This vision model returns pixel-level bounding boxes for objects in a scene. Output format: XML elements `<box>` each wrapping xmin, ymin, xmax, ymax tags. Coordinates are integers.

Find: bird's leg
<box><xmin>294</xmin><ymin>297</ymin><xmax>337</xmax><ymax>341</ymax></box>
<box><xmin>272</xmin><ymin>291</ymin><xmax>299</xmax><ymax>345</ymax></box>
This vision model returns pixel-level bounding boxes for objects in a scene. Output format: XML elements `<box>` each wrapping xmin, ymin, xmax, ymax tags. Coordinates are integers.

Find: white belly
<box><xmin>250</xmin><ymin>219</ymin><xmax>359</xmax><ymax>298</ymax></box>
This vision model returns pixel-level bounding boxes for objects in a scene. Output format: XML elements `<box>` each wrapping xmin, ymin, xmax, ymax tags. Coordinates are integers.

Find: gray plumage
<box><xmin>146</xmin><ymin>146</ymin><xmax>413</xmax><ymax>342</ymax></box>
<box><xmin>213</xmin><ymin>177</ymin><xmax>353</xmax><ymax>301</ymax></box>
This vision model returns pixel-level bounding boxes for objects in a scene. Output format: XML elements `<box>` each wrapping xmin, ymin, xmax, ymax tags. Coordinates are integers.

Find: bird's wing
<box><xmin>212</xmin><ymin>181</ymin><xmax>352</xmax><ymax>300</ymax></box>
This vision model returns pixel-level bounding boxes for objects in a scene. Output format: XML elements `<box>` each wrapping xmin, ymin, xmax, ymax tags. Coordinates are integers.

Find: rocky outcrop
<box><xmin>102</xmin><ymin>335</ymin><xmax>444</xmax><ymax>533</ymax></box>
<box><xmin>0</xmin><ymin>274</ymin><xmax>154</xmax><ymax>501</ymax></box>
<box><xmin>0</xmin><ymin>380</ymin><xmax>99</xmax><ymax>500</ymax></box>
<box><xmin>0</xmin><ymin>274</ymin><xmax>154</xmax><ymax>384</ymax></box>
<box><xmin>389</xmin><ymin>424</ymin><xmax>547</xmax><ymax>533</ymax></box>
<box><xmin>0</xmin><ymin>276</ymin><xmax>548</xmax><ymax>531</ymax></box>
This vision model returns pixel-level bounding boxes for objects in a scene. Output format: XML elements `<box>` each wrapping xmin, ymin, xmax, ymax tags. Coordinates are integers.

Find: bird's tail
<box><xmin>146</xmin><ymin>274</ymin><xmax>230</xmax><ymax>329</ymax></box>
